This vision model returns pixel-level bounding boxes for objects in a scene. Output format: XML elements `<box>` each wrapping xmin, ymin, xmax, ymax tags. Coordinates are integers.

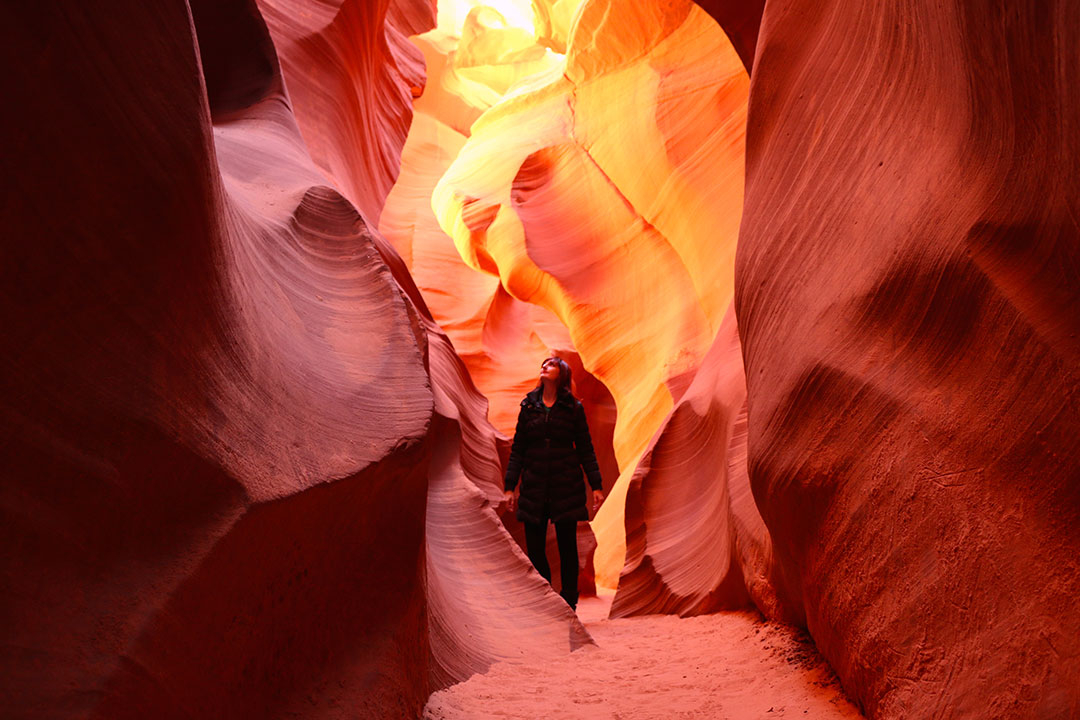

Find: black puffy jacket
<box><xmin>504</xmin><ymin>387</ymin><xmax>603</xmax><ymax>524</ymax></box>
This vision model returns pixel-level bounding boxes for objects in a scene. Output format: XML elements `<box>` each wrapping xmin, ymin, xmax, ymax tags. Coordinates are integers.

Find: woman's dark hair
<box><xmin>534</xmin><ymin>356</ymin><xmax>573</xmax><ymax>395</ymax></box>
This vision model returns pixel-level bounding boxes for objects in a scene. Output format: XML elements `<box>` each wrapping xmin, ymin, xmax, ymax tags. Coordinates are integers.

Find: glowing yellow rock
<box><xmin>432</xmin><ymin>0</ymin><xmax>748</xmax><ymax>586</ymax></box>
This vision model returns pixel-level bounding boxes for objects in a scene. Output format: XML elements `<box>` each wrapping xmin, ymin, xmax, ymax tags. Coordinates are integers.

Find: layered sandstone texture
<box><xmin>430</xmin><ymin>0</ymin><xmax>750</xmax><ymax>587</ymax></box>
<box><xmin>6</xmin><ymin>1</ymin><xmax>1075</xmax><ymax>719</ymax></box>
<box><xmin>1</xmin><ymin>1</ymin><xmax>588</xmax><ymax>717</ymax></box>
<box><xmin>377</xmin><ymin>0</ymin><xmax>620</xmax><ymax>602</ymax></box>
<box><xmin>381</xmin><ymin>2</ymin><xmax>612</xmax><ymax>444</ymax></box>
<box><xmin>611</xmin><ymin>305</ymin><xmax>794</xmax><ymax>621</ymax></box>
<box><xmin>735</xmin><ymin>1</ymin><xmax>1080</xmax><ymax>718</ymax></box>
<box><xmin>257</xmin><ymin>0</ymin><xmax>433</xmax><ymax>222</ymax></box>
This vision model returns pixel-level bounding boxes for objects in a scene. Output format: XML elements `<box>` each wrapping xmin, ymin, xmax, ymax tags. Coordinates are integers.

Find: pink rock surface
<box><xmin>256</xmin><ymin>0</ymin><xmax>435</xmax><ymax>223</ymax></box>
<box><xmin>424</xmin><ymin>413</ymin><xmax>594</xmax><ymax>689</ymax></box>
<box><xmin>735</xmin><ymin>0</ymin><xmax>1080</xmax><ymax>717</ymax></box>
<box><xmin>397</xmin><ymin>229</ymin><xmax>597</xmax><ymax>691</ymax></box>
<box><xmin>1</xmin><ymin>1</ymin><xmax>587</xmax><ymax>716</ymax></box>
<box><xmin>612</xmin><ymin>304</ymin><xmax>793</xmax><ymax>621</ymax></box>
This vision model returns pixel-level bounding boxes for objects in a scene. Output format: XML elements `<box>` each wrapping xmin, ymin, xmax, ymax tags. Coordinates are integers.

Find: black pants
<box><xmin>524</xmin><ymin>517</ymin><xmax>579</xmax><ymax>608</ymax></box>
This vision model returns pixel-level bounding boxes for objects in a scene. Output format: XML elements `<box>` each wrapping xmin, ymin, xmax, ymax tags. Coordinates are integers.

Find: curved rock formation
<box><xmin>2</xmin><ymin>2</ymin><xmax>432</xmax><ymax>716</ymax></box>
<box><xmin>692</xmin><ymin>0</ymin><xmax>764</xmax><ymax>73</ymax></box>
<box><xmin>533</xmin><ymin>0</ymin><xmax>584</xmax><ymax>53</ymax></box>
<box><xmin>380</xmin><ymin>7</ymin><xmax>621</xmax><ymax>605</ymax></box>
<box><xmin>735</xmin><ymin>0</ymin><xmax>1080</xmax><ymax>717</ymax></box>
<box><xmin>433</xmin><ymin>0</ymin><xmax>749</xmax><ymax>587</ymax></box>
<box><xmin>1</xmin><ymin>1</ymin><xmax>590</xmax><ymax>716</ymax></box>
<box><xmin>379</xmin><ymin>109</ymin><xmax>560</xmax><ymax>438</ymax></box>
<box><xmin>612</xmin><ymin>305</ymin><xmax>794</xmax><ymax>621</ymax></box>
<box><xmin>256</xmin><ymin>0</ymin><xmax>434</xmax><ymax>223</ymax></box>
<box><xmin>381</xmin><ymin>13</ymin><xmax>579</xmax><ymax>438</ymax></box>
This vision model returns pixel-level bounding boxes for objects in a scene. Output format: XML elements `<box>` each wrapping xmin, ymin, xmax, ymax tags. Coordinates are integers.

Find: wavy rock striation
<box><xmin>382</xmin><ymin>9</ymin><xmax>602</xmax><ymax>442</ymax></box>
<box><xmin>380</xmin><ymin>9</ymin><xmax>621</xmax><ymax>604</ymax></box>
<box><xmin>256</xmin><ymin>0</ymin><xmax>434</xmax><ymax>224</ymax></box>
<box><xmin>1</xmin><ymin>1</ymin><xmax>589</xmax><ymax>717</ymax></box>
<box><xmin>735</xmin><ymin>0</ymin><xmax>1080</xmax><ymax>717</ymax></box>
<box><xmin>611</xmin><ymin>305</ymin><xmax>794</xmax><ymax>621</ymax></box>
<box><xmin>433</xmin><ymin>0</ymin><xmax>749</xmax><ymax>587</ymax></box>
<box><xmin>3</xmin><ymin>3</ymin><xmax>431</xmax><ymax>716</ymax></box>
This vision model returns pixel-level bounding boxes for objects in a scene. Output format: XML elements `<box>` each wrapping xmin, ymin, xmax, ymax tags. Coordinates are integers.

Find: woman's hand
<box><xmin>591</xmin><ymin>489</ymin><xmax>605</xmax><ymax>514</ymax></box>
<box><xmin>504</xmin><ymin>490</ymin><xmax>516</xmax><ymax>513</ymax></box>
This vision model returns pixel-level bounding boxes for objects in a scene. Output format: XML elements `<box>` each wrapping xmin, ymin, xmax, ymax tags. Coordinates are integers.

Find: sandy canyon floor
<box><xmin>424</xmin><ymin>593</ymin><xmax>864</xmax><ymax>719</ymax></box>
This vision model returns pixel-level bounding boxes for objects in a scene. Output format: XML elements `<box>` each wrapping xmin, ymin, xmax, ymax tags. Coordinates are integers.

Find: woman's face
<box><xmin>540</xmin><ymin>358</ymin><xmax>561</xmax><ymax>384</ymax></box>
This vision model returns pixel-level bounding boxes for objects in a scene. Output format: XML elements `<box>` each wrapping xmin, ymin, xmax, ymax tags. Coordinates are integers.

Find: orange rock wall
<box><xmin>432</xmin><ymin>0</ymin><xmax>749</xmax><ymax>585</ymax></box>
<box><xmin>379</xmin><ymin>2</ymin><xmax>629</xmax><ymax>601</ymax></box>
<box><xmin>735</xmin><ymin>0</ymin><xmax>1080</xmax><ymax>717</ymax></box>
<box><xmin>378</xmin><ymin>36</ymin><xmax>579</xmax><ymax>439</ymax></box>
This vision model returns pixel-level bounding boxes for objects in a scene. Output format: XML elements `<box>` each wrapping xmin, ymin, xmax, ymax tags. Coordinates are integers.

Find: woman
<box><xmin>503</xmin><ymin>356</ymin><xmax>605</xmax><ymax>610</ymax></box>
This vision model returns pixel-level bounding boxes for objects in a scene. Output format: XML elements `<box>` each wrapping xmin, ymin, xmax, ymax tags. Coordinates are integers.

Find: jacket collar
<box><xmin>525</xmin><ymin>386</ymin><xmax>575</xmax><ymax>409</ymax></box>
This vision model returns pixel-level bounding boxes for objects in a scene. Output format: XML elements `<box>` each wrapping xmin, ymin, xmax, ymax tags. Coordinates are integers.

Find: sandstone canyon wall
<box><xmin>431</xmin><ymin>0</ymin><xmax>750</xmax><ymax>587</ymax></box>
<box><xmin>734</xmin><ymin>0</ymin><xmax>1080</xmax><ymax>717</ymax></box>
<box><xmin>1</xmin><ymin>2</ymin><xmax>589</xmax><ymax>717</ymax></box>
<box><xmin>3</xmin><ymin>0</ymin><xmax>1077</xmax><ymax>718</ymax></box>
<box><xmin>256</xmin><ymin>0</ymin><xmax>434</xmax><ymax>223</ymax></box>
<box><xmin>3</xmin><ymin>4</ymin><xmax>427</xmax><ymax>716</ymax></box>
<box><xmin>376</xmin><ymin>0</ymin><xmax>619</xmax><ymax>601</ymax></box>
<box><xmin>611</xmin><ymin>305</ymin><xmax>794</xmax><ymax>622</ymax></box>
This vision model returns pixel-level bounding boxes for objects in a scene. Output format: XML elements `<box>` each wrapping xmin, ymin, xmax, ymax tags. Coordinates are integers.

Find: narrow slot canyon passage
<box><xmin>3</xmin><ymin>0</ymin><xmax>1077</xmax><ymax>719</ymax></box>
<box><xmin>389</xmin><ymin>7</ymin><xmax>859</xmax><ymax>716</ymax></box>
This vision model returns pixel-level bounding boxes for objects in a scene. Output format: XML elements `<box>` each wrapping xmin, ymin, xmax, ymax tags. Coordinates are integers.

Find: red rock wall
<box><xmin>735</xmin><ymin>0</ymin><xmax>1080</xmax><ymax>717</ymax></box>
<box><xmin>1</xmin><ymin>1</ymin><xmax>588</xmax><ymax>716</ymax></box>
<box><xmin>1</xmin><ymin>2</ymin><xmax>432</xmax><ymax>716</ymax></box>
